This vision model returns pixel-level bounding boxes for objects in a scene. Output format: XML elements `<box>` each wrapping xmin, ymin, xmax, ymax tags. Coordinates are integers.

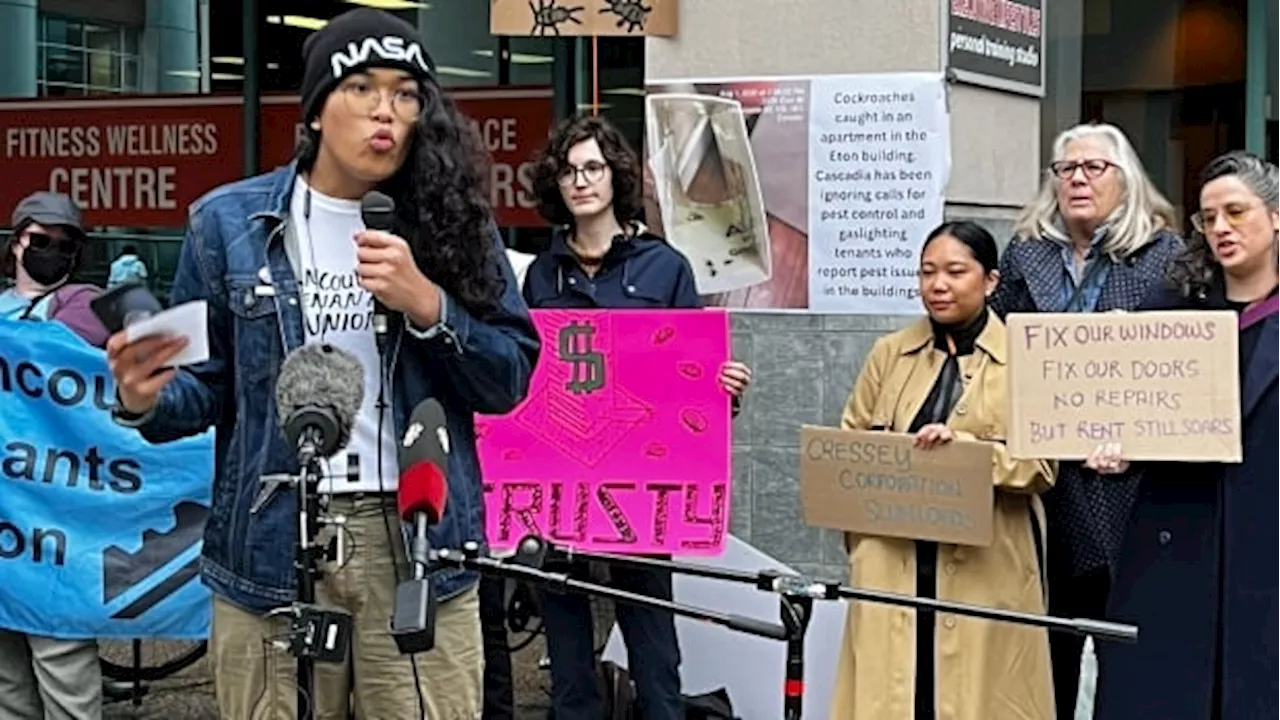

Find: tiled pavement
<box><xmin>102</xmin><ymin>638</ymin><xmax>554</xmax><ymax>719</ymax></box>
<box><xmin>102</xmin><ymin>636</ymin><xmax>1097</xmax><ymax>719</ymax></box>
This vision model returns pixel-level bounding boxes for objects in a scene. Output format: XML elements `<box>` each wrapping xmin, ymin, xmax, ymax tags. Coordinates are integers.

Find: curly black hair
<box><xmin>296</xmin><ymin>75</ymin><xmax>504</xmax><ymax>315</ymax></box>
<box><xmin>532</xmin><ymin>113</ymin><xmax>643</xmax><ymax>227</ymax></box>
<box><xmin>1168</xmin><ymin>150</ymin><xmax>1279</xmax><ymax>300</ymax></box>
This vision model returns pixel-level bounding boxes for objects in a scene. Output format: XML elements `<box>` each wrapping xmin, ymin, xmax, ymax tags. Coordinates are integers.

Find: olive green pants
<box><xmin>209</xmin><ymin>495</ymin><xmax>483</xmax><ymax>719</ymax></box>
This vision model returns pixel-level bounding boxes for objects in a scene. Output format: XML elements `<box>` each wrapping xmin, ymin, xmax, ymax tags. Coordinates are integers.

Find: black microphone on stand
<box><xmin>359</xmin><ymin>190</ymin><xmax>397</xmax><ymax>357</ymax></box>
<box><xmin>390</xmin><ymin>398</ymin><xmax>451</xmax><ymax>654</ymax></box>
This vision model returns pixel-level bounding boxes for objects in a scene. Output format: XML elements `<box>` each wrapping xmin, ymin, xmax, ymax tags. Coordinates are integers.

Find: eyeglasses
<box><xmin>557</xmin><ymin>161</ymin><xmax>608</xmax><ymax>187</ymax></box>
<box><xmin>1049</xmin><ymin>159</ymin><xmax>1115</xmax><ymax>180</ymax></box>
<box><xmin>25</xmin><ymin>232</ymin><xmax>78</xmax><ymax>254</ymax></box>
<box><xmin>1191</xmin><ymin>202</ymin><xmax>1261</xmax><ymax>234</ymax></box>
<box><xmin>337</xmin><ymin>78</ymin><xmax>425</xmax><ymax>123</ymax></box>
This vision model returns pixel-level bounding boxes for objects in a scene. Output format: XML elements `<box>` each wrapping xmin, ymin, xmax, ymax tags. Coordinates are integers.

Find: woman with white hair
<box><xmin>988</xmin><ymin>122</ymin><xmax>1182</xmax><ymax>719</ymax></box>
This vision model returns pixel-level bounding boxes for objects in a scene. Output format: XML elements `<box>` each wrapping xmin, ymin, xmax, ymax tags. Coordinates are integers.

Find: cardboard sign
<box><xmin>799</xmin><ymin>426</ymin><xmax>995</xmax><ymax>547</ymax></box>
<box><xmin>1006</xmin><ymin>311</ymin><xmax>1242</xmax><ymax>462</ymax></box>
<box><xmin>491</xmin><ymin>0</ymin><xmax>678</xmax><ymax>37</ymax></box>
<box><xmin>479</xmin><ymin>309</ymin><xmax>731</xmax><ymax>555</ymax></box>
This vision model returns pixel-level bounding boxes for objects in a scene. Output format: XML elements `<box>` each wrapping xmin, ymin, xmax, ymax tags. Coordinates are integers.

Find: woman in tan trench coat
<box><xmin>828</xmin><ymin>222</ymin><xmax>1057</xmax><ymax>720</ymax></box>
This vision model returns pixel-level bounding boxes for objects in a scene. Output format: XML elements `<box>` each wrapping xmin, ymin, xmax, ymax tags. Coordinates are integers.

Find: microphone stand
<box><xmin>516</xmin><ymin>536</ymin><xmax>1139</xmax><ymax>720</ymax></box>
<box><xmin>430</xmin><ymin>541</ymin><xmax>790</xmax><ymax>642</ymax></box>
<box><xmin>256</xmin><ymin>428</ymin><xmax>352</xmax><ymax>720</ymax></box>
<box><xmin>293</xmin><ymin>439</ymin><xmax>323</xmax><ymax>720</ymax></box>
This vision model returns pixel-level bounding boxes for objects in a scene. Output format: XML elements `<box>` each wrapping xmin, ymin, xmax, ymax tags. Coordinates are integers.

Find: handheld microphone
<box><xmin>390</xmin><ymin>398</ymin><xmax>450</xmax><ymax>654</ymax></box>
<box><xmin>274</xmin><ymin>343</ymin><xmax>365</xmax><ymax>463</ymax></box>
<box><xmin>88</xmin><ymin>282</ymin><xmax>164</xmax><ymax>335</ymax></box>
<box><xmin>359</xmin><ymin>190</ymin><xmax>396</xmax><ymax>356</ymax></box>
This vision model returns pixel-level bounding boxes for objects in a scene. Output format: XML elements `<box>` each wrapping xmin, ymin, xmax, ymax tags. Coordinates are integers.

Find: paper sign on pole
<box><xmin>799</xmin><ymin>426</ymin><xmax>995</xmax><ymax>547</ymax></box>
<box><xmin>490</xmin><ymin>0</ymin><xmax>678</xmax><ymax>37</ymax></box>
<box><xmin>1005</xmin><ymin>311</ymin><xmax>1242</xmax><ymax>461</ymax></box>
<box><xmin>478</xmin><ymin>309</ymin><xmax>731</xmax><ymax>555</ymax></box>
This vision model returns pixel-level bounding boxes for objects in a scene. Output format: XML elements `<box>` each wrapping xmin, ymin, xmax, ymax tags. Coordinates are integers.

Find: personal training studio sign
<box><xmin>946</xmin><ymin>0</ymin><xmax>1045</xmax><ymax>97</ymax></box>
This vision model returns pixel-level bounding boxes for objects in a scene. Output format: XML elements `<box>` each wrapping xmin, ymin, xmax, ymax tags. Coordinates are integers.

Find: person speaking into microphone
<box><xmin>101</xmin><ymin>8</ymin><xmax>539</xmax><ymax>720</ymax></box>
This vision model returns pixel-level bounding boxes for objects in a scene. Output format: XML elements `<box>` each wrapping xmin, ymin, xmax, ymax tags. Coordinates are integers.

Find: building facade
<box><xmin>0</xmin><ymin>0</ymin><xmax>1274</xmax><ymax>581</ymax></box>
<box><xmin>645</xmin><ymin>0</ymin><xmax>1275</xmax><ymax>579</ymax></box>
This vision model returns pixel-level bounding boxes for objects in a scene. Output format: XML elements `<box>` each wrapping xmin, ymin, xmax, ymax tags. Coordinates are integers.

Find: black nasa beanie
<box><xmin>299</xmin><ymin>8</ymin><xmax>436</xmax><ymax>123</ymax></box>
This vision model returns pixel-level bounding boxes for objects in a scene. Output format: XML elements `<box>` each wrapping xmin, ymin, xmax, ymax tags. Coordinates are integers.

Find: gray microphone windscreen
<box><xmin>274</xmin><ymin>343</ymin><xmax>365</xmax><ymax>451</ymax></box>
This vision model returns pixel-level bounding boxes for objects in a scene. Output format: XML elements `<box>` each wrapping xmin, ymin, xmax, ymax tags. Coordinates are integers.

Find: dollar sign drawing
<box><xmin>558</xmin><ymin>321</ymin><xmax>605</xmax><ymax>395</ymax></box>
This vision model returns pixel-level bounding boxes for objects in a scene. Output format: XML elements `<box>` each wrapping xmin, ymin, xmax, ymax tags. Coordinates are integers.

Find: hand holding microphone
<box><xmin>390</xmin><ymin>397</ymin><xmax>450</xmax><ymax>654</ymax></box>
<box><xmin>356</xmin><ymin>191</ymin><xmax>442</xmax><ymax>348</ymax></box>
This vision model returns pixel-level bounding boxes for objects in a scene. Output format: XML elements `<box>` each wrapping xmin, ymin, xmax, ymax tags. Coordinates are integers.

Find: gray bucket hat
<box><xmin>12</xmin><ymin>191</ymin><xmax>88</xmax><ymax>242</ymax></box>
<box><xmin>2</xmin><ymin>191</ymin><xmax>89</xmax><ymax>278</ymax></box>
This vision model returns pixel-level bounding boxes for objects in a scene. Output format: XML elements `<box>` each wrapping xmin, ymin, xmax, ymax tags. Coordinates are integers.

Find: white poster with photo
<box><xmin>644</xmin><ymin>73</ymin><xmax>951</xmax><ymax>314</ymax></box>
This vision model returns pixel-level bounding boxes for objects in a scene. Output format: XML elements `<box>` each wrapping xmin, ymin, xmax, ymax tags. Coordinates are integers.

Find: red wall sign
<box><xmin>0</xmin><ymin>87</ymin><xmax>553</xmax><ymax>229</ymax></box>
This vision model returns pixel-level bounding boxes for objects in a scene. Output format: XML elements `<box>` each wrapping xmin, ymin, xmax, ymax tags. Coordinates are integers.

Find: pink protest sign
<box><xmin>478</xmin><ymin>309</ymin><xmax>732</xmax><ymax>555</ymax></box>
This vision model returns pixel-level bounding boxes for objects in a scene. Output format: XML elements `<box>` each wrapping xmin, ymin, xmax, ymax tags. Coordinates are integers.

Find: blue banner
<box><xmin>0</xmin><ymin>319</ymin><xmax>213</xmax><ymax>641</ymax></box>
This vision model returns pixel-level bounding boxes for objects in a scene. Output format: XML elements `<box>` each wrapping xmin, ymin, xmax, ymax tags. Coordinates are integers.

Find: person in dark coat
<box><xmin>1091</xmin><ymin>150</ymin><xmax>1278</xmax><ymax>720</ymax></box>
<box><xmin>517</xmin><ymin>113</ymin><xmax>753</xmax><ymax>720</ymax></box>
<box><xmin>988</xmin><ymin>122</ymin><xmax>1182</xmax><ymax>717</ymax></box>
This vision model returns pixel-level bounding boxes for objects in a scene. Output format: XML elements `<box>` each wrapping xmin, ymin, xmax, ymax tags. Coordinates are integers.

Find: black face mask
<box><xmin>21</xmin><ymin>245</ymin><xmax>77</xmax><ymax>287</ymax></box>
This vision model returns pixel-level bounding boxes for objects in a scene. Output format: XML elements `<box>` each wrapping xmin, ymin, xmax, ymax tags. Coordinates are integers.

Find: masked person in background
<box><xmin>102</xmin><ymin>9</ymin><xmax>539</xmax><ymax>719</ymax></box>
<box><xmin>0</xmin><ymin>192</ymin><xmax>109</xmax><ymax>347</ymax></box>
<box><xmin>0</xmin><ymin>191</ymin><xmax>107</xmax><ymax>719</ymax></box>
<box><xmin>522</xmin><ymin>113</ymin><xmax>752</xmax><ymax>720</ymax></box>
<box><xmin>829</xmin><ymin>221</ymin><xmax>1056</xmax><ymax>720</ymax></box>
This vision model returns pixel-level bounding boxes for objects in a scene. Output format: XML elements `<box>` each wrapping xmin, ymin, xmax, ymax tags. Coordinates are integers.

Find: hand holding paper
<box><xmin>123</xmin><ymin>300</ymin><xmax>210</xmax><ymax>367</ymax></box>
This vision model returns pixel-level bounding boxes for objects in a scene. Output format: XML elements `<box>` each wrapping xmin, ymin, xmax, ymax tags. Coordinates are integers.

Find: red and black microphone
<box><xmin>390</xmin><ymin>398</ymin><xmax>450</xmax><ymax>655</ymax></box>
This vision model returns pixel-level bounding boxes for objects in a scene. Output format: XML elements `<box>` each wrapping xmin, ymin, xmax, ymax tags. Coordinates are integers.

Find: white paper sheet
<box><xmin>124</xmin><ymin>300</ymin><xmax>210</xmax><ymax>367</ymax></box>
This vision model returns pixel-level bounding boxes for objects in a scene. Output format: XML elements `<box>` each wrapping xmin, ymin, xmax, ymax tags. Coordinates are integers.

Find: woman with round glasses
<box><xmin>521</xmin><ymin>113</ymin><xmax>752</xmax><ymax>720</ymax></box>
<box><xmin>1091</xmin><ymin>150</ymin><xmax>1278</xmax><ymax>720</ymax></box>
<box><xmin>988</xmin><ymin>122</ymin><xmax>1182</xmax><ymax>718</ymax></box>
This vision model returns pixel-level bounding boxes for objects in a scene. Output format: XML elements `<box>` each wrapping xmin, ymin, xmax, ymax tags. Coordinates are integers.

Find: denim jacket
<box><xmin>124</xmin><ymin>161</ymin><xmax>540</xmax><ymax>612</ymax></box>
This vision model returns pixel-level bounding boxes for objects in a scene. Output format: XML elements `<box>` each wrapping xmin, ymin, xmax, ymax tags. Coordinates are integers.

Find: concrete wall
<box><xmin>647</xmin><ymin>0</ymin><xmax>1040</xmax><ymax>579</ymax></box>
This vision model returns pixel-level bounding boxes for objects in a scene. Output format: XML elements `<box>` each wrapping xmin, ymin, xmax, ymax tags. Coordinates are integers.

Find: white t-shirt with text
<box><xmin>291</xmin><ymin>179</ymin><xmax>399</xmax><ymax>494</ymax></box>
